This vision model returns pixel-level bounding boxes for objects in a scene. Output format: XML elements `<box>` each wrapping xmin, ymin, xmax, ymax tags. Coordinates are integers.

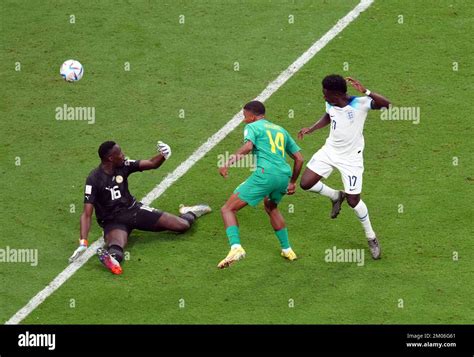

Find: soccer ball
<box><xmin>60</xmin><ymin>59</ymin><xmax>84</xmax><ymax>82</ymax></box>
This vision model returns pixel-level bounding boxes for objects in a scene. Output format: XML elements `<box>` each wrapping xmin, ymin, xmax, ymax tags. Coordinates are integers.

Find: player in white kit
<box><xmin>298</xmin><ymin>75</ymin><xmax>391</xmax><ymax>259</ymax></box>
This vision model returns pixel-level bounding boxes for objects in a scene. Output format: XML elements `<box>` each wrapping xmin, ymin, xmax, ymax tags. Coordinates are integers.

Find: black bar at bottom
<box><xmin>1</xmin><ymin>324</ymin><xmax>472</xmax><ymax>355</ymax></box>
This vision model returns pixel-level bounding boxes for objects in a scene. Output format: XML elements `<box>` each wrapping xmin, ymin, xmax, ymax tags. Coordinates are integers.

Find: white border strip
<box><xmin>5</xmin><ymin>0</ymin><xmax>373</xmax><ymax>325</ymax></box>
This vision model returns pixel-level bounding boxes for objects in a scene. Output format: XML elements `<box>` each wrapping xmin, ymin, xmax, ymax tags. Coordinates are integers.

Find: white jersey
<box><xmin>324</xmin><ymin>96</ymin><xmax>373</xmax><ymax>159</ymax></box>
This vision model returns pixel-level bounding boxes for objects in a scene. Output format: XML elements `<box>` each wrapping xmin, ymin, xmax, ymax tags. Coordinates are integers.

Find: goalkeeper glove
<box><xmin>68</xmin><ymin>239</ymin><xmax>88</xmax><ymax>263</ymax></box>
<box><xmin>157</xmin><ymin>141</ymin><xmax>171</xmax><ymax>159</ymax></box>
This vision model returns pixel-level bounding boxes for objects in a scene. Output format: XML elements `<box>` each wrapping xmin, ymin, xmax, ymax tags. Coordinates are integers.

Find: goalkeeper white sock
<box><xmin>352</xmin><ymin>200</ymin><xmax>376</xmax><ymax>240</ymax></box>
<box><xmin>308</xmin><ymin>181</ymin><xmax>339</xmax><ymax>201</ymax></box>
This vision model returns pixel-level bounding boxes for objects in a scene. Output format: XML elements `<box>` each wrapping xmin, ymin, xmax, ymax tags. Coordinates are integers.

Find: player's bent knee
<box><xmin>346</xmin><ymin>194</ymin><xmax>360</xmax><ymax>208</ymax></box>
<box><xmin>220</xmin><ymin>205</ymin><xmax>227</xmax><ymax>216</ymax></box>
<box><xmin>105</xmin><ymin>229</ymin><xmax>128</xmax><ymax>248</ymax></box>
<box><xmin>300</xmin><ymin>180</ymin><xmax>311</xmax><ymax>190</ymax></box>
<box><xmin>300</xmin><ymin>169</ymin><xmax>322</xmax><ymax>190</ymax></box>
<box><xmin>220</xmin><ymin>204</ymin><xmax>235</xmax><ymax>215</ymax></box>
<box><xmin>300</xmin><ymin>177</ymin><xmax>317</xmax><ymax>191</ymax></box>
<box><xmin>264</xmin><ymin>205</ymin><xmax>274</xmax><ymax>215</ymax></box>
<box><xmin>263</xmin><ymin>200</ymin><xmax>276</xmax><ymax>214</ymax></box>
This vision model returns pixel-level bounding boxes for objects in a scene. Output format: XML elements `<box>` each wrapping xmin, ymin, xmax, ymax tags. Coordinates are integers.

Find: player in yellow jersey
<box><xmin>217</xmin><ymin>101</ymin><xmax>304</xmax><ymax>268</ymax></box>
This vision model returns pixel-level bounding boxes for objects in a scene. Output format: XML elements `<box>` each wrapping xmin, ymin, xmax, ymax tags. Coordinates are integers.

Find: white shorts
<box><xmin>307</xmin><ymin>146</ymin><xmax>364</xmax><ymax>194</ymax></box>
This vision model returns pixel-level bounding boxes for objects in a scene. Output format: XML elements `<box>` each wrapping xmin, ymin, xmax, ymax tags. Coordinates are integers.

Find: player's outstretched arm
<box><xmin>69</xmin><ymin>203</ymin><xmax>94</xmax><ymax>263</ymax></box>
<box><xmin>298</xmin><ymin>113</ymin><xmax>331</xmax><ymax>140</ymax></box>
<box><xmin>138</xmin><ymin>141</ymin><xmax>171</xmax><ymax>171</ymax></box>
<box><xmin>139</xmin><ymin>154</ymin><xmax>166</xmax><ymax>171</ymax></box>
<box><xmin>80</xmin><ymin>203</ymin><xmax>93</xmax><ymax>242</ymax></box>
<box><xmin>346</xmin><ymin>77</ymin><xmax>391</xmax><ymax>109</ymax></box>
<box><xmin>219</xmin><ymin>141</ymin><xmax>254</xmax><ymax>178</ymax></box>
<box><xmin>287</xmin><ymin>151</ymin><xmax>304</xmax><ymax>195</ymax></box>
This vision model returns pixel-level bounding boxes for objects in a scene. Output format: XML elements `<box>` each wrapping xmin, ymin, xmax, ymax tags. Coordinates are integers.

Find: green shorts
<box><xmin>234</xmin><ymin>169</ymin><xmax>290</xmax><ymax>207</ymax></box>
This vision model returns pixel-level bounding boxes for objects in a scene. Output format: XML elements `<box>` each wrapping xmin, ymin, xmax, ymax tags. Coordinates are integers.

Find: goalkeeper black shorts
<box><xmin>100</xmin><ymin>202</ymin><xmax>163</xmax><ymax>237</ymax></box>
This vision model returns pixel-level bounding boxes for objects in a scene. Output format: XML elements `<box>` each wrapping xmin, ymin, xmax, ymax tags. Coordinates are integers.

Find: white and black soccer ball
<box><xmin>60</xmin><ymin>59</ymin><xmax>84</xmax><ymax>82</ymax></box>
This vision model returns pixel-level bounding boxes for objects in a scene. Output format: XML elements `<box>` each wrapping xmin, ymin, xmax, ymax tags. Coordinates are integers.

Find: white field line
<box><xmin>5</xmin><ymin>0</ymin><xmax>374</xmax><ymax>325</ymax></box>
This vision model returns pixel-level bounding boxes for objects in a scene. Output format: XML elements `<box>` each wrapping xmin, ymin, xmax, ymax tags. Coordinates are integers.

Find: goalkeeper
<box><xmin>69</xmin><ymin>140</ymin><xmax>211</xmax><ymax>274</ymax></box>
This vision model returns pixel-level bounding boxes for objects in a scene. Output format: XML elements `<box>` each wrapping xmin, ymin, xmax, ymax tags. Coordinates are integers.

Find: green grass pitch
<box><xmin>0</xmin><ymin>0</ymin><xmax>473</xmax><ymax>324</ymax></box>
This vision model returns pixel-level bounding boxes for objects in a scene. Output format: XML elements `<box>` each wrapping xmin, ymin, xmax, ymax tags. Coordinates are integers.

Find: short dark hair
<box><xmin>322</xmin><ymin>74</ymin><xmax>347</xmax><ymax>93</ymax></box>
<box><xmin>98</xmin><ymin>141</ymin><xmax>116</xmax><ymax>160</ymax></box>
<box><xmin>243</xmin><ymin>100</ymin><xmax>265</xmax><ymax>116</ymax></box>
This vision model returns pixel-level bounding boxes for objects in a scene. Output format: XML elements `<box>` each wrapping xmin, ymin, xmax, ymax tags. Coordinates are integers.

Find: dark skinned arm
<box><xmin>287</xmin><ymin>151</ymin><xmax>304</xmax><ymax>195</ymax></box>
<box><xmin>69</xmin><ymin>203</ymin><xmax>94</xmax><ymax>262</ymax></box>
<box><xmin>367</xmin><ymin>91</ymin><xmax>391</xmax><ymax>109</ymax></box>
<box><xmin>346</xmin><ymin>77</ymin><xmax>391</xmax><ymax>109</ymax></box>
<box><xmin>80</xmin><ymin>203</ymin><xmax>94</xmax><ymax>242</ymax></box>
<box><xmin>219</xmin><ymin>141</ymin><xmax>254</xmax><ymax>178</ymax></box>
<box><xmin>138</xmin><ymin>153</ymin><xmax>166</xmax><ymax>171</ymax></box>
<box><xmin>298</xmin><ymin>113</ymin><xmax>331</xmax><ymax>140</ymax></box>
